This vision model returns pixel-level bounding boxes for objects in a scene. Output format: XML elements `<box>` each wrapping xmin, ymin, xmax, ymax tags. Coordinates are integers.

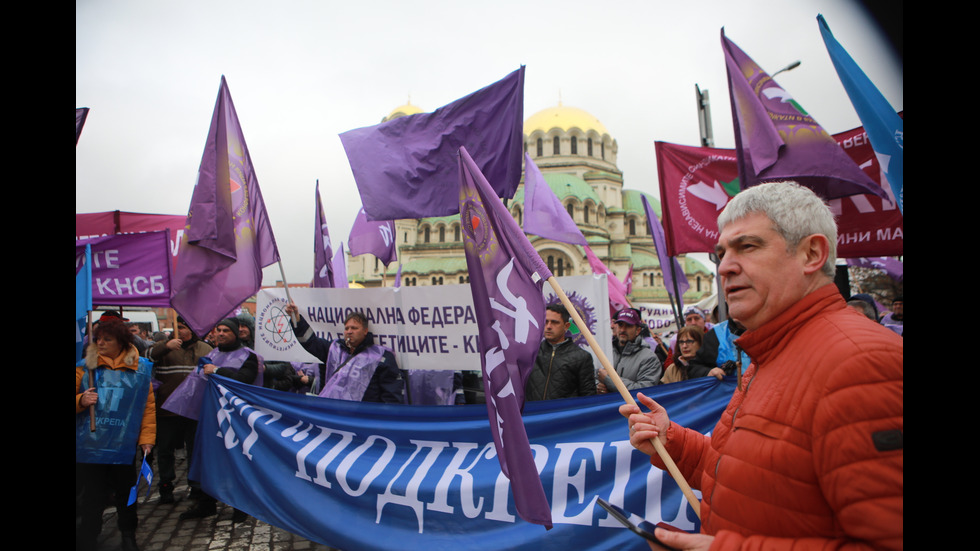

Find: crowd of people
<box><xmin>77</xmin><ymin>180</ymin><xmax>902</xmax><ymax>550</ymax></box>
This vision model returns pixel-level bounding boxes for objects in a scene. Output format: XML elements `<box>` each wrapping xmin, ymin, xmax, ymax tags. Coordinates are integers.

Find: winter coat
<box><xmin>525</xmin><ymin>339</ymin><xmax>596</xmax><ymax>401</ymax></box>
<box><xmin>608</xmin><ymin>336</ymin><xmax>663</xmax><ymax>389</ymax></box>
<box><xmin>651</xmin><ymin>285</ymin><xmax>903</xmax><ymax>549</ymax></box>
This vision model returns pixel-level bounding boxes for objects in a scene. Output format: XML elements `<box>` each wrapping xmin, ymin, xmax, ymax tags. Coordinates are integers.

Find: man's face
<box><xmin>344</xmin><ymin>319</ymin><xmax>369</xmax><ymax>350</ymax></box>
<box><xmin>892</xmin><ymin>301</ymin><xmax>903</xmax><ymax>317</ymax></box>
<box><xmin>239</xmin><ymin>326</ymin><xmax>251</xmax><ymax>340</ymax></box>
<box><xmin>615</xmin><ymin>321</ymin><xmax>641</xmax><ymax>345</ymax></box>
<box><xmin>543</xmin><ymin>310</ymin><xmax>569</xmax><ymax>344</ymax></box>
<box><xmin>716</xmin><ymin>212</ymin><xmax>810</xmax><ymax>331</ymax></box>
<box><xmin>177</xmin><ymin>324</ymin><xmax>192</xmax><ymax>341</ymax></box>
<box><xmin>129</xmin><ymin>325</ymin><xmax>141</xmax><ymax>337</ymax></box>
<box><xmin>213</xmin><ymin>325</ymin><xmax>237</xmax><ymax>347</ymax></box>
<box><xmin>684</xmin><ymin>313</ymin><xmax>705</xmax><ymax>330</ymax></box>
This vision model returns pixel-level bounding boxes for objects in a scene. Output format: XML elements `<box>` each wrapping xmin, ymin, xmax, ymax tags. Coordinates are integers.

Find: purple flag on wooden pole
<box><xmin>522</xmin><ymin>153</ymin><xmax>588</xmax><ymax>246</ymax></box>
<box><xmin>347</xmin><ymin>207</ymin><xmax>397</xmax><ymax>266</ymax></box>
<box><xmin>312</xmin><ymin>181</ymin><xmax>335</xmax><ymax>288</ymax></box>
<box><xmin>623</xmin><ymin>263</ymin><xmax>633</xmax><ymax>295</ymax></box>
<box><xmin>341</xmin><ymin>67</ymin><xmax>525</xmax><ymax>221</ymax></box>
<box><xmin>641</xmin><ymin>194</ymin><xmax>689</xmax><ymax>312</ymax></box>
<box><xmin>458</xmin><ymin>146</ymin><xmax>553</xmax><ymax>529</ymax></box>
<box><xmin>171</xmin><ymin>76</ymin><xmax>281</xmax><ymax>339</ymax></box>
<box><xmin>722</xmin><ymin>29</ymin><xmax>886</xmax><ymax>200</ymax></box>
<box><xmin>332</xmin><ymin>243</ymin><xmax>348</xmax><ymax>289</ymax></box>
<box><xmin>394</xmin><ymin>261</ymin><xmax>402</xmax><ymax>288</ymax></box>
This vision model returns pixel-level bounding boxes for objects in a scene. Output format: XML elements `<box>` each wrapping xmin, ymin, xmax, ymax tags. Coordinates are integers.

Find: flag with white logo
<box><xmin>348</xmin><ymin>207</ymin><xmax>397</xmax><ymax>266</ymax></box>
<box><xmin>458</xmin><ymin>146</ymin><xmax>553</xmax><ymax>529</ymax></box>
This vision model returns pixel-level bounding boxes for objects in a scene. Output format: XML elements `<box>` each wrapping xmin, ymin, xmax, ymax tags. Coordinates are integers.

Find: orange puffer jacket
<box><xmin>653</xmin><ymin>285</ymin><xmax>903</xmax><ymax>550</ymax></box>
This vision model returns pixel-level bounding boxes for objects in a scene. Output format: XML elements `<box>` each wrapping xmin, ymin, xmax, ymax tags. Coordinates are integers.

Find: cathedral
<box><xmin>345</xmin><ymin>102</ymin><xmax>714</xmax><ymax>305</ymax></box>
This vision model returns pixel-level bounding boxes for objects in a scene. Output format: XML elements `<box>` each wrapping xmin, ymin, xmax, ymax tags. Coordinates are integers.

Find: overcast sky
<box><xmin>76</xmin><ymin>0</ymin><xmax>902</xmax><ymax>286</ymax></box>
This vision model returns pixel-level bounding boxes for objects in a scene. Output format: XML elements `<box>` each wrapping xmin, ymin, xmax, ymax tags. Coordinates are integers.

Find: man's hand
<box><xmin>618</xmin><ymin>392</ymin><xmax>670</xmax><ymax>458</ymax></box>
<box><xmin>284</xmin><ymin>302</ymin><xmax>299</xmax><ymax>320</ymax></box>
<box><xmin>202</xmin><ymin>364</ymin><xmax>217</xmax><ymax>376</ymax></box>
<box><xmin>648</xmin><ymin>529</ymin><xmax>714</xmax><ymax>551</ymax></box>
<box><xmin>166</xmin><ymin>338</ymin><xmax>183</xmax><ymax>351</ymax></box>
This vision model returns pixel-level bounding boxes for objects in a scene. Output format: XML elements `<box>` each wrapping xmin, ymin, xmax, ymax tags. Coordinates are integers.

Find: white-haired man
<box><xmin>622</xmin><ymin>182</ymin><xmax>902</xmax><ymax>550</ymax></box>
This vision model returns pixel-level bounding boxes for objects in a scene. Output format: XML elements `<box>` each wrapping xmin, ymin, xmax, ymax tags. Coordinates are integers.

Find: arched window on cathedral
<box><xmin>424</xmin><ymin>227</ymin><xmax>430</xmax><ymax>243</ymax></box>
<box><xmin>553</xmin><ymin>136</ymin><xmax>560</xmax><ymax>155</ymax></box>
<box><xmin>536</xmin><ymin>138</ymin><xmax>543</xmax><ymax>157</ymax></box>
<box><xmin>566</xmin><ymin>203</ymin><xmax>574</xmax><ymax>220</ymax></box>
<box><xmin>587</xmin><ymin>138</ymin><xmax>593</xmax><ymax>157</ymax></box>
<box><xmin>454</xmin><ymin>225</ymin><xmax>461</xmax><ymax>242</ymax></box>
<box><xmin>601</xmin><ymin>141</ymin><xmax>605</xmax><ymax>160</ymax></box>
<box><xmin>439</xmin><ymin>226</ymin><xmax>445</xmax><ymax>243</ymax></box>
<box><xmin>629</xmin><ymin>219</ymin><xmax>636</xmax><ymax>236</ymax></box>
<box><xmin>570</xmin><ymin>136</ymin><xmax>577</xmax><ymax>155</ymax></box>
<box><xmin>584</xmin><ymin>206</ymin><xmax>590</xmax><ymax>224</ymax></box>
<box><xmin>557</xmin><ymin>257</ymin><xmax>566</xmax><ymax>277</ymax></box>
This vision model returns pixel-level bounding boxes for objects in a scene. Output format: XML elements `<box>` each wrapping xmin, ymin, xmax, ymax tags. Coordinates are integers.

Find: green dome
<box><xmin>512</xmin><ymin>173</ymin><xmax>601</xmax><ymax>206</ymax></box>
<box><xmin>622</xmin><ymin>189</ymin><xmax>661</xmax><ymax>218</ymax></box>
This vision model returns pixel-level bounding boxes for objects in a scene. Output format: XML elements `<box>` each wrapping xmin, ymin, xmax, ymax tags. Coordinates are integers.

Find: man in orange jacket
<box><xmin>621</xmin><ymin>181</ymin><xmax>903</xmax><ymax>550</ymax></box>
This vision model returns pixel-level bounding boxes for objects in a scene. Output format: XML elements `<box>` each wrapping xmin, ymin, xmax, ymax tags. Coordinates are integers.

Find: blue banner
<box><xmin>193</xmin><ymin>376</ymin><xmax>735</xmax><ymax>550</ymax></box>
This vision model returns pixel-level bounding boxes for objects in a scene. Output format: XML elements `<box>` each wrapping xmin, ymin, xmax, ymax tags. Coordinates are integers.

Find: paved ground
<box><xmin>88</xmin><ymin>449</ymin><xmax>341</xmax><ymax>551</ymax></box>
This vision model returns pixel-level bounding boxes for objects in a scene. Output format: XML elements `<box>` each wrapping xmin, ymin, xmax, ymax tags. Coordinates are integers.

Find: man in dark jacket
<box><xmin>525</xmin><ymin>304</ymin><xmax>596</xmax><ymax>401</ymax></box>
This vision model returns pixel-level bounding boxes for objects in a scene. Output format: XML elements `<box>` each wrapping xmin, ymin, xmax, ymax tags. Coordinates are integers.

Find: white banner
<box><xmin>255</xmin><ymin>275</ymin><xmax>612</xmax><ymax>371</ymax></box>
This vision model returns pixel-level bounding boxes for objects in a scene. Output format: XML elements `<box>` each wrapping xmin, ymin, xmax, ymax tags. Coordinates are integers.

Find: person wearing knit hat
<box><xmin>178</xmin><ymin>317</ymin><xmax>262</xmax><ymax>523</ymax></box>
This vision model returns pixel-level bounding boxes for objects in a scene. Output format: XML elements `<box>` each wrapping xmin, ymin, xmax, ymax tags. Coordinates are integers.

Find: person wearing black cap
<box><xmin>178</xmin><ymin>317</ymin><xmax>260</xmax><ymax>523</ymax></box>
<box><xmin>596</xmin><ymin>308</ymin><xmax>663</xmax><ymax>393</ymax></box>
<box><xmin>147</xmin><ymin>316</ymin><xmax>213</xmax><ymax>504</ymax></box>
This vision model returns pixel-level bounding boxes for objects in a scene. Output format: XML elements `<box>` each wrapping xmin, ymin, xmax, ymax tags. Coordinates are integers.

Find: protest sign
<box><xmin>74</xmin><ymin>231</ymin><xmax>172</xmax><ymax>307</ymax></box>
<box><xmin>254</xmin><ymin>275</ymin><xmax>612</xmax><ymax>371</ymax></box>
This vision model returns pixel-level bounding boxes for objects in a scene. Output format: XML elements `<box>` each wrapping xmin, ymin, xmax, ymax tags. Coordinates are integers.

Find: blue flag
<box><xmin>127</xmin><ymin>455</ymin><xmax>154</xmax><ymax>506</ymax></box>
<box><xmin>817</xmin><ymin>14</ymin><xmax>903</xmax><ymax>213</ymax></box>
<box><xmin>76</xmin><ymin>244</ymin><xmax>92</xmax><ymax>361</ymax></box>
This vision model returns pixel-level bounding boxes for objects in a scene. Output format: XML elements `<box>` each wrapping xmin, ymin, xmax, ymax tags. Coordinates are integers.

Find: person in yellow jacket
<box><xmin>76</xmin><ymin>318</ymin><xmax>156</xmax><ymax>551</ymax></box>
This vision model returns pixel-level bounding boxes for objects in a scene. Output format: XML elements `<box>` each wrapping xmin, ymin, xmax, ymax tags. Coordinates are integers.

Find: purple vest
<box><xmin>319</xmin><ymin>341</ymin><xmax>385</xmax><ymax>401</ymax></box>
<box><xmin>208</xmin><ymin>345</ymin><xmax>264</xmax><ymax>387</ymax></box>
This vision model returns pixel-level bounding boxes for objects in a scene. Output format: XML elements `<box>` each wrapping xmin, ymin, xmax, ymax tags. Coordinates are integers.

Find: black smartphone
<box><xmin>596</xmin><ymin>497</ymin><xmax>680</xmax><ymax>550</ymax></box>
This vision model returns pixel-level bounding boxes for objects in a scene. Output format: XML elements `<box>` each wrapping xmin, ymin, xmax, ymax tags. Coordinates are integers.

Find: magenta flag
<box><xmin>458</xmin><ymin>146</ymin><xmax>553</xmax><ymax>529</ymax></box>
<box><xmin>171</xmin><ymin>76</ymin><xmax>281</xmax><ymax>338</ymax></box>
<box><xmin>76</xmin><ymin>107</ymin><xmax>90</xmax><ymax>145</ymax></box>
<box><xmin>584</xmin><ymin>245</ymin><xmax>630</xmax><ymax>312</ymax></box>
<box><xmin>722</xmin><ymin>29</ymin><xmax>885</xmax><ymax>200</ymax></box>
<box><xmin>341</xmin><ymin>67</ymin><xmax>525</xmax><ymax>221</ymax></box>
<box><xmin>623</xmin><ymin>263</ymin><xmax>633</xmax><ymax>295</ymax></box>
<box><xmin>347</xmin><ymin>207</ymin><xmax>397</xmax><ymax>266</ymax></box>
<box><xmin>641</xmin><ymin>194</ymin><xmax>689</xmax><ymax>311</ymax></box>
<box><xmin>332</xmin><ymin>243</ymin><xmax>348</xmax><ymax>289</ymax></box>
<box><xmin>312</xmin><ymin>181</ymin><xmax>335</xmax><ymax>288</ymax></box>
<box><xmin>522</xmin><ymin>153</ymin><xmax>588</xmax><ymax>246</ymax></box>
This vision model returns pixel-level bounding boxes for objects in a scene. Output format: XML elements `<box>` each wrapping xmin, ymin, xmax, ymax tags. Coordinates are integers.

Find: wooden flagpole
<box><xmin>546</xmin><ymin>275</ymin><xmax>701</xmax><ymax>519</ymax></box>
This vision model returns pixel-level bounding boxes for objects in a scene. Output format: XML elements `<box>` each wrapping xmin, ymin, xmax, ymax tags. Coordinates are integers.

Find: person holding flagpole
<box><xmin>621</xmin><ymin>182</ymin><xmax>902</xmax><ymax>550</ymax></box>
<box><xmin>76</xmin><ymin>317</ymin><xmax>156</xmax><ymax>551</ymax></box>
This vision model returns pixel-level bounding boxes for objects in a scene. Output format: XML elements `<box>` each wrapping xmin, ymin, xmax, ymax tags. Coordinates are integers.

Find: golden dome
<box><xmin>524</xmin><ymin>104</ymin><xmax>609</xmax><ymax>136</ymax></box>
<box><xmin>383</xmin><ymin>102</ymin><xmax>424</xmax><ymax>122</ymax></box>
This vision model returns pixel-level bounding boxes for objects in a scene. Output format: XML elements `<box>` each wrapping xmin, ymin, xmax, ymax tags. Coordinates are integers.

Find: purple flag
<box><xmin>341</xmin><ymin>67</ymin><xmax>525</xmax><ymax>221</ymax></box>
<box><xmin>312</xmin><ymin>181</ymin><xmax>335</xmax><ymax>288</ymax></box>
<box><xmin>394</xmin><ymin>261</ymin><xmax>403</xmax><ymax>288</ymax></box>
<box><xmin>623</xmin><ymin>264</ymin><xmax>633</xmax><ymax>295</ymax></box>
<box><xmin>584</xmin><ymin>245</ymin><xmax>630</xmax><ymax>312</ymax></box>
<box><xmin>722</xmin><ymin>29</ymin><xmax>886</xmax><ymax>200</ymax></box>
<box><xmin>171</xmin><ymin>76</ymin><xmax>281</xmax><ymax>339</ymax></box>
<box><xmin>458</xmin><ymin>146</ymin><xmax>552</xmax><ymax>529</ymax></box>
<box><xmin>75</xmin><ymin>231</ymin><xmax>174</xmax><ymax>308</ymax></box>
<box><xmin>641</xmin><ymin>194</ymin><xmax>689</xmax><ymax>311</ymax></box>
<box><xmin>76</xmin><ymin>107</ymin><xmax>90</xmax><ymax>145</ymax></box>
<box><xmin>522</xmin><ymin>153</ymin><xmax>588</xmax><ymax>246</ymax></box>
<box><xmin>332</xmin><ymin>243</ymin><xmax>348</xmax><ymax>289</ymax></box>
<box><xmin>846</xmin><ymin>257</ymin><xmax>903</xmax><ymax>282</ymax></box>
<box><xmin>347</xmin><ymin>207</ymin><xmax>397</xmax><ymax>266</ymax></box>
